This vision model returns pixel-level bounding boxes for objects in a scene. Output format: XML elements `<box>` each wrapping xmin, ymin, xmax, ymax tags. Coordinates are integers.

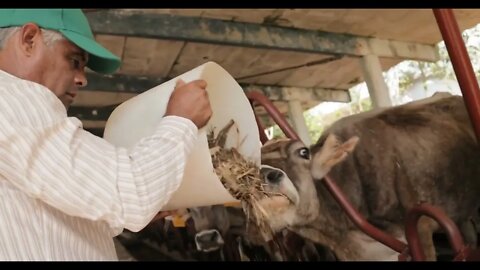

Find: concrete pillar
<box><xmin>360</xmin><ymin>54</ymin><xmax>392</xmax><ymax>108</ymax></box>
<box><xmin>288</xmin><ymin>100</ymin><xmax>312</xmax><ymax>146</ymax></box>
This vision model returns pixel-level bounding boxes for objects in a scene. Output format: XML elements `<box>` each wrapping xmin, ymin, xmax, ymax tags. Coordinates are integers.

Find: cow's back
<box><xmin>313</xmin><ymin>95</ymin><xmax>480</xmax><ymax>228</ymax></box>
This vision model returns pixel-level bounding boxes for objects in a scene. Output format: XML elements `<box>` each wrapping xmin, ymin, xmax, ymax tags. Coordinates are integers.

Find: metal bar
<box><xmin>251</xmin><ymin>109</ymin><xmax>269</xmax><ymax>144</ymax></box>
<box><xmin>246</xmin><ymin>91</ymin><xmax>300</xmax><ymax>142</ymax></box>
<box><xmin>433</xmin><ymin>9</ymin><xmax>480</xmax><ymax>143</ymax></box>
<box><xmin>322</xmin><ymin>175</ymin><xmax>409</xmax><ymax>255</ymax></box>
<box><xmin>405</xmin><ymin>203</ymin><xmax>466</xmax><ymax>261</ymax></box>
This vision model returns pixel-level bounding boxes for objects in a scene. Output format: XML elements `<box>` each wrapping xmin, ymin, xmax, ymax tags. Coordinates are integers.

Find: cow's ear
<box><xmin>340</xmin><ymin>136</ymin><xmax>359</xmax><ymax>154</ymax></box>
<box><xmin>321</xmin><ymin>136</ymin><xmax>359</xmax><ymax>171</ymax></box>
<box><xmin>312</xmin><ymin>134</ymin><xmax>356</xmax><ymax>180</ymax></box>
<box><xmin>323</xmin><ymin>133</ymin><xmax>340</xmax><ymax>148</ymax></box>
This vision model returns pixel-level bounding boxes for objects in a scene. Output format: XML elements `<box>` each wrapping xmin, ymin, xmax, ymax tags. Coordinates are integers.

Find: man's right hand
<box><xmin>165</xmin><ymin>79</ymin><xmax>213</xmax><ymax>129</ymax></box>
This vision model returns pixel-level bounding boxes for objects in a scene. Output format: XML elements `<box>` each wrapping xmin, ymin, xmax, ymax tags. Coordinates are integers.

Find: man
<box><xmin>0</xmin><ymin>9</ymin><xmax>212</xmax><ymax>260</ymax></box>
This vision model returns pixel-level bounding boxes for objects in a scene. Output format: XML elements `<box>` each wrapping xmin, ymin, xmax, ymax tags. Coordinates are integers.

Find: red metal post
<box><xmin>252</xmin><ymin>111</ymin><xmax>269</xmax><ymax>144</ymax></box>
<box><xmin>405</xmin><ymin>203</ymin><xmax>467</xmax><ymax>261</ymax></box>
<box><xmin>246</xmin><ymin>91</ymin><xmax>301</xmax><ymax>142</ymax></box>
<box><xmin>323</xmin><ymin>175</ymin><xmax>409</xmax><ymax>255</ymax></box>
<box><xmin>433</xmin><ymin>9</ymin><xmax>480</xmax><ymax>142</ymax></box>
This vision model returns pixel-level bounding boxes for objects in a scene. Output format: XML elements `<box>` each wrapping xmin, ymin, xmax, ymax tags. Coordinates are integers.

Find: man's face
<box><xmin>34</xmin><ymin>37</ymin><xmax>88</xmax><ymax>108</ymax></box>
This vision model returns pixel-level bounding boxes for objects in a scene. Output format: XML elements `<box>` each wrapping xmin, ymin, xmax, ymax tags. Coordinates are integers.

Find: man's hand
<box><xmin>165</xmin><ymin>79</ymin><xmax>213</xmax><ymax>129</ymax></box>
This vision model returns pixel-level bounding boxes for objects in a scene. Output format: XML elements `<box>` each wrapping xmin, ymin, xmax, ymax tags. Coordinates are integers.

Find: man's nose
<box><xmin>75</xmin><ymin>70</ymin><xmax>88</xmax><ymax>88</ymax></box>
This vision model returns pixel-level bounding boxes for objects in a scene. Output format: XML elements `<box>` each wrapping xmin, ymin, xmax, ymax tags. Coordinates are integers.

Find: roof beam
<box><xmin>70</xmin><ymin>92</ymin><xmax>348</xmax><ymax>121</ymax></box>
<box><xmin>85</xmin><ymin>72</ymin><xmax>351</xmax><ymax>102</ymax></box>
<box><xmin>68</xmin><ymin>106</ymin><xmax>116</xmax><ymax>122</ymax></box>
<box><xmin>86</xmin><ymin>10</ymin><xmax>439</xmax><ymax>62</ymax></box>
<box><xmin>69</xmin><ymin>97</ymin><xmax>325</xmax><ymax>123</ymax></box>
<box><xmin>74</xmin><ymin>73</ymin><xmax>350</xmax><ymax>122</ymax></box>
<box><xmin>243</xmin><ymin>85</ymin><xmax>350</xmax><ymax>103</ymax></box>
<box><xmin>85</xmin><ymin>73</ymin><xmax>166</xmax><ymax>94</ymax></box>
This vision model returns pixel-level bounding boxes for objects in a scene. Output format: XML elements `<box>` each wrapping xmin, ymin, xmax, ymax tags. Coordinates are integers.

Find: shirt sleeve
<box><xmin>0</xmin><ymin>113</ymin><xmax>198</xmax><ymax>233</ymax></box>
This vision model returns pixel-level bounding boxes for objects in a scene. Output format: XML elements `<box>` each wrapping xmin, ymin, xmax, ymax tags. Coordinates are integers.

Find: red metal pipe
<box><xmin>246</xmin><ymin>91</ymin><xmax>301</xmax><ymax>142</ymax></box>
<box><xmin>323</xmin><ymin>175</ymin><xmax>409</xmax><ymax>255</ymax></box>
<box><xmin>463</xmin><ymin>247</ymin><xmax>480</xmax><ymax>261</ymax></box>
<box><xmin>252</xmin><ymin>108</ymin><xmax>269</xmax><ymax>144</ymax></box>
<box><xmin>405</xmin><ymin>203</ymin><xmax>466</xmax><ymax>261</ymax></box>
<box><xmin>433</xmin><ymin>9</ymin><xmax>480</xmax><ymax>143</ymax></box>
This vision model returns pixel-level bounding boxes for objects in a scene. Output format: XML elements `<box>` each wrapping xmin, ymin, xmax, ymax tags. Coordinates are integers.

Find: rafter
<box><xmin>86</xmin><ymin>10</ymin><xmax>439</xmax><ymax>62</ymax></box>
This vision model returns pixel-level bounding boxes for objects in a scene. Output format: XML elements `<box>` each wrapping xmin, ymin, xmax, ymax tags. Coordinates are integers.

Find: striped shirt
<box><xmin>0</xmin><ymin>70</ymin><xmax>198</xmax><ymax>260</ymax></box>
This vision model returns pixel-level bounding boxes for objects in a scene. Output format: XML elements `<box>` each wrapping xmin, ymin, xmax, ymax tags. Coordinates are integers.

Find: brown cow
<box><xmin>259</xmin><ymin>93</ymin><xmax>480</xmax><ymax>261</ymax></box>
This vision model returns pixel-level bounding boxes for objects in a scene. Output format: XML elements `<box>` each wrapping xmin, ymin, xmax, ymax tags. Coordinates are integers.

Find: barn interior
<box><xmin>75</xmin><ymin>9</ymin><xmax>480</xmax><ymax>261</ymax></box>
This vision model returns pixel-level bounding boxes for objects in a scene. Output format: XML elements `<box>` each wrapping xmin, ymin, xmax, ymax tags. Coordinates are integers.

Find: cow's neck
<box><xmin>290</xmin><ymin>225</ymin><xmax>360</xmax><ymax>260</ymax></box>
<box><xmin>294</xmin><ymin>176</ymin><xmax>321</xmax><ymax>225</ymax></box>
<box><xmin>290</xmin><ymin>174</ymin><xmax>369</xmax><ymax>260</ymax></box>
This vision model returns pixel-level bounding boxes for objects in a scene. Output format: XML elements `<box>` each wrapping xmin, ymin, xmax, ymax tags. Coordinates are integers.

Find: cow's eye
<box><xmin>297</xmin><ymin>147</ymin><xmax>310</xmax><ymax>160</ymax></box>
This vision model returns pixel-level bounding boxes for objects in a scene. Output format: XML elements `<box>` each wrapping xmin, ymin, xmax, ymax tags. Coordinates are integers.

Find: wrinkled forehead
<box><xmin>261</xmin><ymin>139</ymin><xmax>305</xmax><ymax>170</ymax></box>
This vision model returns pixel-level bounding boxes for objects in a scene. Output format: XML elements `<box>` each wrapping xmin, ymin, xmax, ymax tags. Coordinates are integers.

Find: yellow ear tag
<box><xmin>172</xmin><ymin>215</ymin><xmax>186</xmax><ymax>227</ymax></box>
<box><xmin>223</xmin><ymin>201</ymin><xmax>241</xmax><ymax>207</ymax></box>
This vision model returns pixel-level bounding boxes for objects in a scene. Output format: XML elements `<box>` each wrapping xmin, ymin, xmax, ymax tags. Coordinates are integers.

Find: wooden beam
<box><xmin>244</xmin><ymin>85</ymin><xmax>351</xmax><ymax>103</ymax></box>
<box><xmin>85</xmin><ymin>73</ymin><xmax>351</xmax><ymax>103</ymax></box>
<box><xmin>85</xmin><ymin>73</ymin><xmax>165</xmax><ymax>94</ymax></box>
<box><xmin>86</xmin><ymin>10</ymin><xmax>439</xmax><ymax>62</ymax></box>
<box><xmin>68</xmin><ymin>106</ymin><xmax>116</xmax><ymax>122</ymax></box>
<box><xmin>70</xmin><ymin>88</ymin><xmax>349</xmax><ymax>122</ymax></box>
<box><xmin>72</xmin><ymin>101</ymin><xmax>300</xmax><ymax>128</ymax></box>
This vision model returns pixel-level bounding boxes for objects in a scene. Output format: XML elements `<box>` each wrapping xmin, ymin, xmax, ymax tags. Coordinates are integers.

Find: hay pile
<box><xmin>207</xmin><ymin>119</ymin><xmax>287</xmax><ymax>240</ymax></box>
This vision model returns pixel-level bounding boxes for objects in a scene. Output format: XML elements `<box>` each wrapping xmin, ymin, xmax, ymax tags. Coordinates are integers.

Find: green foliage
<box><xmin>304</xmin><ymin>111</ymin><xmax>324</xmax><ymax>143</ymax></box>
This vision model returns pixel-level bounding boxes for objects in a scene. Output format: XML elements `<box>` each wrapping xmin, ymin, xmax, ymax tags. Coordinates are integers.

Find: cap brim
<box><xmin>60</xmin><ymin>30</ymin><xmax>121</xmax><ymax>74</ymax></box>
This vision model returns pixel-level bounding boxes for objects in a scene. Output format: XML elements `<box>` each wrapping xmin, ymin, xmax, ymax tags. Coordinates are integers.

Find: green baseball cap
<box><xmin>0</xmin><ymin>9</ymin><xmax>121</xmax><ymax>74</ymax></box>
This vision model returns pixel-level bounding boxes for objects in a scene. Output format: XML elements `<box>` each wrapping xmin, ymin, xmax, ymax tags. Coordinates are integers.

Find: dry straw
<box><xmin>208</xmin><ymin>119</ymin><xmax>288</xmax><ymax>240</ymax></box>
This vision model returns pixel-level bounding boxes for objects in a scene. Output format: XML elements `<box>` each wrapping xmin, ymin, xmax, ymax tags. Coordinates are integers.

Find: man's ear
<box><xmin>18</xmin><ymin>23</ymin><xmax>42</xmax><ymax>55</ymax></box>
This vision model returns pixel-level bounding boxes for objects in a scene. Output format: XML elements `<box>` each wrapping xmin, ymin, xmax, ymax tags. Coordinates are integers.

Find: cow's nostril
<box><xmin>266</xmin><ymin>170</ymin><xmax>283</xmax><ymax>184</ymax></box>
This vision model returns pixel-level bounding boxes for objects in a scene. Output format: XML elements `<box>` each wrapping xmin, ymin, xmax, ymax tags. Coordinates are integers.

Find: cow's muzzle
<box><xmin>260</xmin><ymin>165</ymin><xmax>300</xmax><ymax>205</ymax></box>
<box><xmin>194</xmin><ymin>229</ymin><xmax>225</xmax><ymax>252</ymax></box>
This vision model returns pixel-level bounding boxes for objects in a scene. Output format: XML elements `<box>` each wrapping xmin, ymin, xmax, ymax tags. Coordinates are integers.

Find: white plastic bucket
<box><xmin>103</xmin><ymin>62</ymin><xmax>261</xmax><ymax>210</ymax></box>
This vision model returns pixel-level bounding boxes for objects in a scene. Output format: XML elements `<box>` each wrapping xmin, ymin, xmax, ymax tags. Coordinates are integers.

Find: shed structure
<box><xmin>71</xmin><ymin>9</ymin><xmax>480</xmax><ymax>144</ymax></box>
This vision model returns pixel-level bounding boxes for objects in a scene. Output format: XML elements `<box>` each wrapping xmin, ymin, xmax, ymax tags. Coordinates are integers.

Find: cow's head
<box><xmin>259</xmin><ymin>139</ymin><xmax>317</xmax><ymax>232</ymax></box>
<box><xmin>259</xmin><ymin>135</ymin><xmax>359</xmax><ymax>232</ymax></box>
<box><xmin>189</xmin><ymin>205</ymin><xmax>232</xmax><ymax>252</ymax></box>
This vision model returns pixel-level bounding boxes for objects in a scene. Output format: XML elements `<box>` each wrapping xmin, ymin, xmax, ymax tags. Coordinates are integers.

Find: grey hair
<box><xmin>0</xmin><ymin>26</ymin><xmax>64</xmax><ymax>49</ymax></box>
<box><xmin>0</xmin><ymin>27</ymin><xmax>20</xmax><ymax>49</ymax></box>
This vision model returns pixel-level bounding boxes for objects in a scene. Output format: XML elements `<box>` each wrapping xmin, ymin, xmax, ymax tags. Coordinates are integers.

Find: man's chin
<box><xmin>61</xmin><ymin>97</ymin><xmax>74</xmax><ymax>109</ymax></box>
